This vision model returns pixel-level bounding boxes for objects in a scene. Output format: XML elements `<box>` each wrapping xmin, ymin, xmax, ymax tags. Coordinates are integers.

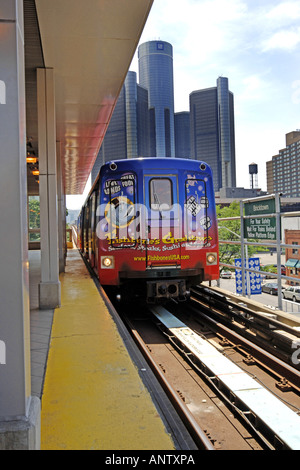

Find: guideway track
<box><xmin>121</xmin><ymin>310</ymin><xmax>260</xmax><ymax>450</ymax></box>
<box><xmin>149</xmin><ymin>305</ymin><xmax>300</xmax><ymax>450</ymax></box>
<box><xmin>122</xmin><ymin>313</ymin><xmax>215</xmax><ymax>451</ymax></box>
<box><xmin>191</xmin><ymin>285</ymin><xmax>300</xmax><ymax>371</ymax></box>
<box><xmin>119</xmin><ymin>298</ymin><xmax>300</xmax><ymax>450</ymax></box>
<box><xmin>188</xmin><ymin>297</ymin><xmax>300</xmax><ymax>394</ymax></box>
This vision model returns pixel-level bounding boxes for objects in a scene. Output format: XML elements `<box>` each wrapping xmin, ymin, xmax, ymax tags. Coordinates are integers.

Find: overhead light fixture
<box><xmin>32</xmin><ymin>169</ymin><xmax>39</xmax><ymax>176</ymax></box>
<box><xmin>27</xmin><ymin>156</ymin><xmax>37</xmax><ymax>164</ymax></box>
<box><xmin>27</xmin><ymin>150</ymin><xmax>37</xmax><ymax>164</ymax></box>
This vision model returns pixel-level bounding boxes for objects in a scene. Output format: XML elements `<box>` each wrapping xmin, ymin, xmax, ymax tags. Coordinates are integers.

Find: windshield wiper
<box><xmin>154</xmin><ymin>192</ymin><xmax>163</xmax><ymax>219</ymax></box>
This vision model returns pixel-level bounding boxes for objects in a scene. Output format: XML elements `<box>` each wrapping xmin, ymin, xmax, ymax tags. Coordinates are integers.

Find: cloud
<box><xmin>262</xmin><ymin>28</ymin><xmax>300</xmax><ymax>52</ymax></box>
<box><xmin>239</xmin><ymin>74</ymin><xmax>269</xmax><ymax>100</ymax></box>
<box><xmin>291</xmin><ymin>80</ymin><xmax>300</xmax><ymax>104</ymax></box>
<box><xmin>266</xmin><ymin>1</ymin><xmax>300</xmax><ymax>22</ymax></box>
<box><xmin>257</xmin><ymin>1</ymin><xmax>300</xmax><ymax>52</ymax></box>
<box><xmin>140</xmin><ymin>0</ymin><xmax>248</xmax><ymax>58</ymax></box>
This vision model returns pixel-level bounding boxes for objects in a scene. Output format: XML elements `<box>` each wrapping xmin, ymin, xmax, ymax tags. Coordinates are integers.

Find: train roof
<box><xmin>81</xmin><ymin>157</ymin><xmax>213</xmax><ymax>212</ymax></box>
<box><xmin>100</xmin><ymin>157</ymin><xmax>212</xmax><ymax>173</ymax></box>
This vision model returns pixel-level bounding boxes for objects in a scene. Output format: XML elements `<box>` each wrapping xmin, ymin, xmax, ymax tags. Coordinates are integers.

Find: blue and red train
<box><xmin>77</xmin><ymin>157</ymin><xmax>219</xmax><ymax>303</ymax></box>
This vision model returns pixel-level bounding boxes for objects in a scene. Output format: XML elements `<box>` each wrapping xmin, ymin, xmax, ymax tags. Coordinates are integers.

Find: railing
<box><xmin>218</xmin><ymin>193</ymin><xmax>300</xmax><ymax>311</ymax></box>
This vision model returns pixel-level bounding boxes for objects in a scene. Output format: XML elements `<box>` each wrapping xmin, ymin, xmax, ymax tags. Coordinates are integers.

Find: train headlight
<box><xmin>206</xmin><ymin>252</ymin><xmax>217</xmax><ymax>265</ymax></box>
<box><xmin>101</xmin><ymin>256</ymin><xmax>115</xmax><ymax>269</ymax></box>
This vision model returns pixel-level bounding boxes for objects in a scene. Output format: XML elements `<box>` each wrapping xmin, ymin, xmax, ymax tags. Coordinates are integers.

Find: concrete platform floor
<box><xmin>29</xmin><ymin>249</ymin><xmax>178</xmax><ymax>450</ymax></box>
<box><xmin>29</xmin><ymin>250</ymin><xmax>54</xmax><ymax>399</ymax></box>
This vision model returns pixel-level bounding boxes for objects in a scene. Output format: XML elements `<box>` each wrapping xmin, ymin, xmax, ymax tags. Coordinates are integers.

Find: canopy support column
<box><xmin>37</xmin><ymin>68</ymin><xmax>61</xmax><ymax>309</ymax></box>
<box><xmin>0</xmin><ymin>0</ymin><xmax>40</xmax><ymax>449</ymax></box>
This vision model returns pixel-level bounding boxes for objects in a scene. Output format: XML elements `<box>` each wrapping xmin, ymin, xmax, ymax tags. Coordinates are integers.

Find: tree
<box><xmin>28</xmin><ymin>198</ymin><xmax>40</xmax><ymax>241</ymax></box>
<box><xmin>217</xmin><ymin>202</ymin><xmax>241</xmax><ymax>269</ymax></box>
<box><xmin>217</xmin><ymin>202</ymin><xmax>268</xmax><ymax>269</ymax></box>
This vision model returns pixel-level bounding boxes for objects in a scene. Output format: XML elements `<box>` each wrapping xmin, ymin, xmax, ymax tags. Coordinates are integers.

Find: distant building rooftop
<box><xmin>215</xmin><ymin>187</ymin><xmax>267</xmax><ymax>202</ymax></box>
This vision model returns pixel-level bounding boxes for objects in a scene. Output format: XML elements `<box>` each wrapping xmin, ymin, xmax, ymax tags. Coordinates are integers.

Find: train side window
<box><xmin>150</xmin><ymin>178</ymin><xmax>173</xmax><ymax>211</ymax></box>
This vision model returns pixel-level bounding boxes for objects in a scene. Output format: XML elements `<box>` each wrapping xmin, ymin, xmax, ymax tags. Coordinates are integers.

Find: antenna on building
<box><xmin>249</xmin><ymin>163</ymin><xmax>258</xmax><ymax>189</ymax></box>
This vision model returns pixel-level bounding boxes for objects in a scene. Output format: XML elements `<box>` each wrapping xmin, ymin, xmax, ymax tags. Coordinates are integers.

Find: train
<box><xmin>77</xmin><ymin>157</ymin><xmax>219</xmax><ymax>303</ymax></box>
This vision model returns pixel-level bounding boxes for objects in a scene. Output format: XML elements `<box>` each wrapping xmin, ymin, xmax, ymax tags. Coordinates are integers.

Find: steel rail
<box><xmin>190</xmin><ymin>286</ymin><xmax>300</xmax><ymax>366</ymax></box>
<box><xmin>149</xmin><ymin>305</ymin><xmax>300</xmax><ymax>450</ymax></box>
<box><xmin>192</xmin><ymin>286</ymin><xmax>300</xmax><ymax>339</ymax></box>
<box><xmin>187</xmin><ymin>301</ymin><xmax>300</xmax><ymax>393</ymax></box>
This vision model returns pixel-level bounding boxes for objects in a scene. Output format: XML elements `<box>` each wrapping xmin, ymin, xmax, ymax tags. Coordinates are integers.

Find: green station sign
<box><xmin>244</xmin><ymin>198</ymin><xmax>277</xmax><ymax>241</ymax></box>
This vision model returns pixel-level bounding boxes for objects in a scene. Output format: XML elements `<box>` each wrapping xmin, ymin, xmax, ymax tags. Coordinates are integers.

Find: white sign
<box><xmin>0</xmin><ymin>80</ymin><xmax>6</xmax><ymax>104</ymax></box>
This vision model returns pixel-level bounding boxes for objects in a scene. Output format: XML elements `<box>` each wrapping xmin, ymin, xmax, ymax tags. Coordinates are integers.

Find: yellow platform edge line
<box><xmin>41</xmin><ymin>250</ymin><xmax>175</xmax><ymax>450</ymax></box>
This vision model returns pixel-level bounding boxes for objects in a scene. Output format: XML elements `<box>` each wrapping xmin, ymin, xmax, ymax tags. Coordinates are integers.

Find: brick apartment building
<box><xmin>285</xmin><ymin>230</ymin><xmax>300</xmax><ymax>284</ymax></box>
<box><xmin>267</xmin><ymin>131</ymin><xmax>300</xmax><ymax>197</ymax></box>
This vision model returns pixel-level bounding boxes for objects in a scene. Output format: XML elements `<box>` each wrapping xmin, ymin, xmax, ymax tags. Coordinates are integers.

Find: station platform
<box><xmin>29</xmin><ymin>249</ymin><xmax>187</xmax><ymax>450</ymax></box>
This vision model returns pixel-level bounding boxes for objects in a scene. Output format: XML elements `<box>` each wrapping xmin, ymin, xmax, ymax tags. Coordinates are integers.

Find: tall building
<box><xmin>138</xmin><ymin>40</ymin><xmax>175</xmax><ymax>157</ymax></box>
<box><xmin>190</xmin><ymin>77</ymin><xmax>236</xmax><ymax>191</ymax></box>
<box><xmin>267</xmin><ymin>131</ymin><xmax>300</xmax><ymax>197</ymax></box>
<box><xmin>91</xmin><ymin>71</ymin><xmax>151</xmax><ymax>182</ymax></box>
<box><xmin>175</xmin><ymin>112</ymin><xmax>191</xmax><ymax>158</ymax></box>
<box><xmin>92</xmin><ymin>45</ymin><xmax>238</xmax><ymax>196</ymax></box>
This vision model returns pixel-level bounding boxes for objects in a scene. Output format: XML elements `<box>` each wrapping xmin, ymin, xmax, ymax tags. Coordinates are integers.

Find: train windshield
<box><xmin>150</xmin><ymin>178</ymin><xmax>173</xmax><ymax>211</ymax></box>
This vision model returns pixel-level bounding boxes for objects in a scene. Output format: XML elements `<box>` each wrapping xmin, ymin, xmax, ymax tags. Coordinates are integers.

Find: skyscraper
<box><xmin>190</xmin><ymin>77</ymin><xmax>236</xmax><ymax>191</ymax></box>
<box><xmin>91</xmin><ymin>71</ymin><xmax>151</xmax><ymax>182</ymax></box>
<box><xmin>138</xmin><ymin>40</ymin><xmax>175</xmax><ymax>157</ymax></box>
<box><xmin>175</xmin><ymin>112</ymin><xmax>191</xmax><ymax>158</ymax></box>
<box><xmin>92</xmin><ymin>45</ymin><xmax>237</xmax><ymax>195</ymax></box>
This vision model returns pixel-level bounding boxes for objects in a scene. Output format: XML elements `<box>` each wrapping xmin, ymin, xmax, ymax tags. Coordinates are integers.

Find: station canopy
<box><xmin>24</xmin><ymin>0</ymin><xmax>153</xmax><ymax>194</ymax></box>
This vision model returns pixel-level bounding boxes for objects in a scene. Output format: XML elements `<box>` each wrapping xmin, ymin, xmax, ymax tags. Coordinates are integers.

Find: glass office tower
<box><xmin>190</xmin><ymin>77</ymin><xmax>236</xmax><ymax>191</ymax></box>
<box><xmin>124</xmin><ymin>71</ymin><xmax>138</xmax><ymax>159</ymax></box>
<box><xmin>138</xmin><ymin>40</ymin><xmax>175</xmax><ymax>157</ymax></box>
<box><xmin>91</xmin><ymin>71</ymin><xmax>152</xmax><ymax>183</ymax></box>
<box><xmin>97</xmin><ymin>85</ymin><xmax>127</xmax><ymax>165</ymax></box>
<box><xmin>217</xmin><ymin>77</ymin><xmax>236</xmax><ymax>189</ymax></box>
<box><xmin>175</xmin><ymin>112</ymin><xmax>191</xmax><ymax>158</ymax></box>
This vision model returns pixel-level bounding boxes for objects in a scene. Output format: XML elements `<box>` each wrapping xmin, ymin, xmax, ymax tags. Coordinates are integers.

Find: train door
<box><xmin>144</xmin><ymin>175</ymin><xmax>181</xmax><ymax>267</ymax></box>
<box><xmin>83</xmin><ymin>203</ymin><xmax>89</xmax><ymax>258</ymax></box>
<box><xmin>88</xmin><ymin>191</ymin><xmax>96</xmax><ymax>267</ymax></box>
<box><xmin>94</xmin><ymin>185</ymin><xmax>101</xmax><ymax>274</ymax></box>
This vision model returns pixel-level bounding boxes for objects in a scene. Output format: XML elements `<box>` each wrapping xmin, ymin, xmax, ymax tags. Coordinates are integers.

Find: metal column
<box><xmin>37</xmin><ymin>68</ymin><xmax>61</xmax><ymax>309</ymax></box>
<box><xmin>0</xmin><ymin>0</ymin><xmax>40</xmax><ymax>449</ymax></box>
<box><xmin>275</xmin><ymin>193</ymin><xmax>283</xmax><ymax>310</ymax></box>
<box><xmin>56</xmin><ymin>141</ymin><xmax>66</xmax><ymax>273</ymax></box>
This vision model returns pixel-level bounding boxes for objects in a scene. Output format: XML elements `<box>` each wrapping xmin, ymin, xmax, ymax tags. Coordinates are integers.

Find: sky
<box><xmin>67</xmin><ymin>0</ymin><xmax>300</xmax><ymax>210</ymax></box>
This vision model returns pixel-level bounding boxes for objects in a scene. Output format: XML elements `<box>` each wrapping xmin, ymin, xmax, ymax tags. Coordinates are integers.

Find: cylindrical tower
<box><xmin>249</xmin><ymin>162</ymin><xmax>258</xmax><ymax>188</ymax></box>
<box><xmin>138</xmin><ymin>40</ymin><xmax>175</xmax><ymax>158</ymax></box>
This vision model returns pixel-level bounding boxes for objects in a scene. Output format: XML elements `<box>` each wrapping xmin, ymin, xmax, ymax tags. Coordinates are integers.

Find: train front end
<box><xmin>97</xmin><ymin>158</ymin><xmax>219</xmax><ymax>303</ymax></box>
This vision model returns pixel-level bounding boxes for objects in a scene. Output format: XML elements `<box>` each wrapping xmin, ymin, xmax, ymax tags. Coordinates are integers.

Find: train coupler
<box><xmin>146</xmin><ymin>279</ymin><xmax>188</xmax><ymax>303</ymax></box>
